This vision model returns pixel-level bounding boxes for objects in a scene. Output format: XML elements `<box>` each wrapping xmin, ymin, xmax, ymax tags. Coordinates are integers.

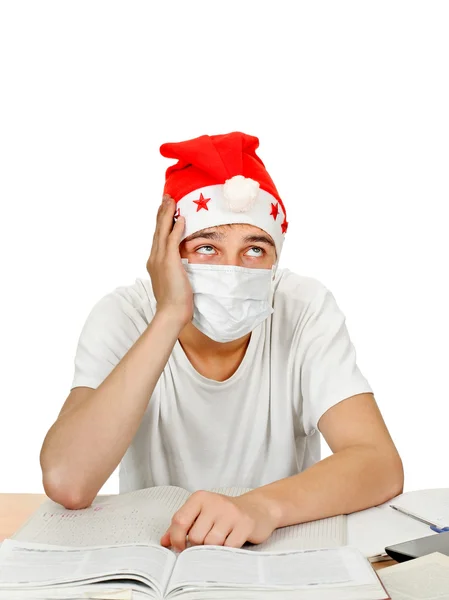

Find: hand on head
<box><xmin>146</xmin><ymin>195</ymin><xmax>194</xmax><ymax>327</ymax></box>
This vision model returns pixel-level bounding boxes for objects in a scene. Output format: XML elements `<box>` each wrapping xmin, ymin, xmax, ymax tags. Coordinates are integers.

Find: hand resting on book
<box><xmin>160</xmin><ymin>490</ymin><xmax>280</xmax><ymax>551</ymax></box>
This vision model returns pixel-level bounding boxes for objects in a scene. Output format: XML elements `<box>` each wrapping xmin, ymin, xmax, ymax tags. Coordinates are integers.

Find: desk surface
<box><xmin>0</xmin><ymin>493</ymin><xmax>396</xmax><ymax>571</ymax></box>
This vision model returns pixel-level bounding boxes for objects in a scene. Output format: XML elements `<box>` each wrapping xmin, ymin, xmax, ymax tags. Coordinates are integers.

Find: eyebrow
<box><xmin>243</xmin><ymin>234</ymin><xmax>276</xmax><ymax>248</ymax></box>
<box><xmin>184</xmin><ymin>230</ymin><xmax>275</xmax><ymax>248</ymax></box>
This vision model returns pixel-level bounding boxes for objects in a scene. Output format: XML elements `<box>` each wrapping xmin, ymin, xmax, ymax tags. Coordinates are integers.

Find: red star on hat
<box><xmin>193</xmin><ymin>193</ymin><xmax>211</xmax><ymax>212</ymax></box>
<box><xmin>270</xmin><ymin>202</ymin><xmax>279</xmax><ymax>220</ymax></box>
<box><xmin>281</xmin><ymin>218</ymin><xmax>289</xmax><ymax>234</ymax></box>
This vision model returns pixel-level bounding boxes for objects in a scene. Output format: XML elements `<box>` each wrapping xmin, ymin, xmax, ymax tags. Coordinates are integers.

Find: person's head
<box><xmin>159</xmin><ymin>132</ymin><xmax>288</xmax><ymax>344</ymax></box>
<box><xmin>179</xmin><ymin>222</ymin><xmax>277</xmax><ymax>270</ymax></box>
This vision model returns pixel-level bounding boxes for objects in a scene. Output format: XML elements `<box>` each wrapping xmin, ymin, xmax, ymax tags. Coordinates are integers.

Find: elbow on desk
<box><xmin>40</xmin><ymin>444</ymin><xmax>99</xmax><ymax>510</ymax></box>
<box><xmin>380</xmin><ymin>449</ymin><xmax>405</xmax><ymax>503</ymax></box>
<box><xmin>392</xmin><ymin>448</ymin><xmax>404</xmax><ymax>493</ymax></box>
<box><xmin>42</xmin><ymin>471</ymin><xmax>96</xmax><ymax>510</ymax></box>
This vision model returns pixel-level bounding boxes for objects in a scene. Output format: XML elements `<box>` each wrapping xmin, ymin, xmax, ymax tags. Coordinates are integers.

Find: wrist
<box><xmin>156</xmin><ymin>304</ymin><xmax>189</xmax><ymax>327</ymax></box>
<box><xmin>241</xmin><ymin>488</ymin><xmax>285</xmax><ymax>529</ymax></box>
<box><xmin>154</xmin><ymin>307</ymin><xmax>189</xmax><ymax>331</ymax></box>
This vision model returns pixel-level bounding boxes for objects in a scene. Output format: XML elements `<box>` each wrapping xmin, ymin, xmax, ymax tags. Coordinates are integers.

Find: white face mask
<box><xmin>181</xmin><ymin>259</ymin><xmax>275</xmax><ymax>343</ymax></box>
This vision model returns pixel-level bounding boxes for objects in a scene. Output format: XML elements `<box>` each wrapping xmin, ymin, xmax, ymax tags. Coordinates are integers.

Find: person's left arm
<box><xmin>161</xmin><ymin>391</ymin><xmax>403</xmax><ymax>550</ymax></box>
<box><xmin>239</xmin><ymin>390</ymin><xmax>404</xmax><ymax>529</ymax></box>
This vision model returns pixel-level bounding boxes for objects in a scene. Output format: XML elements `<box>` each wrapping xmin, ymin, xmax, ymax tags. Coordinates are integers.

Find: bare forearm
<box><xmin>245</xmin><ymin>446</ymin><xmax>404</xmax><ymax>529</ymax></box>
<box><xmin>40</xmin><ymin>309</ymin><xmax>184</xmax><ymax>506</ymax></box>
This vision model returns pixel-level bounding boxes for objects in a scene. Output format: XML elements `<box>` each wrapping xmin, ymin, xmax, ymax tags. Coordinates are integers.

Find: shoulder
<box><xmin>108</xmin><ymin>277</ymin><xmax>155</xmax><ymax>317</ymax></box>
<box><xmin>82</xmin><ymin>277</ymin><xmax>156</xmax><ymax>334</ymax></box>
<box><xmin>71</xmin><ymin>279</ymin><xmax>156</xmax><ymax>389</ymax></box>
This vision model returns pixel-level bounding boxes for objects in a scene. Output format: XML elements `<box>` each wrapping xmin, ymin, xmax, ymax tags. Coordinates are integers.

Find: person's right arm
<box><xmin>40</xmin><ymin>195</ymin><xmax>192</xmax><ymax>509</ymax></box>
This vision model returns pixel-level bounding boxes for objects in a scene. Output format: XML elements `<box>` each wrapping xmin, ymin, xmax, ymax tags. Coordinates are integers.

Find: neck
<box><xmin>178</xmin><ymin>321</ymin><xmax>251</xmax><ymax>358</ymax></box>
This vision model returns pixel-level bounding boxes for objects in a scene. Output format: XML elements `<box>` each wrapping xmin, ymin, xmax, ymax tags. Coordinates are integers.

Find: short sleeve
<box><xmin>70</xmin><ymin>292</ymin><xmax>142</xmax><ymax>391</ymax></box>
<box><xmin>300</xmin><ymin>287</ymin><xmax>373</xmax><ymax>436</ymax></box>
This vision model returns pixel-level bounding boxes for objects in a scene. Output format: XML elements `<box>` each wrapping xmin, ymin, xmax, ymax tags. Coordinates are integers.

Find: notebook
<box><xmin>347</xmin><ymin>488</ymin><xmax>449</xmax><ymax>559</ymax></box>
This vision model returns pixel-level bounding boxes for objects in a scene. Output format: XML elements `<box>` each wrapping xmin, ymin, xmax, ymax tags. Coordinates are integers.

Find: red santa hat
<box><xmin>160</xmin><ymin>131</ymin><xmax>288</xmax><ymax>259</ymax></box>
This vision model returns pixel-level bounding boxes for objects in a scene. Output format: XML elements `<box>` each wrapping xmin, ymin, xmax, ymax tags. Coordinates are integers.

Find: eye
<box><xmin>196</xmin><ymin>245</ymin><xmax>216</xmax><ymax>255</ymax></box>
<box><xmin>246</xmin><ymin>246</ymin><xmax>265</xmax><ymax>257</ymax></box>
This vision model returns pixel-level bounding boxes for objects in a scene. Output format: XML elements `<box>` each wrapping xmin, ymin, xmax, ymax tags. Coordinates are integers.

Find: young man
<box><xmin>40</xmin><ymin>131</ymin><xmax>404</xmax><ymax>551</ymax></box>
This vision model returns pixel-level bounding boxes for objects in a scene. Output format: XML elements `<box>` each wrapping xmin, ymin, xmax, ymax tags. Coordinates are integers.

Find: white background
<box><xmin>1</xmin><ymin>1</ymin><xmax>448</xmax><ymax>494</ymax></box>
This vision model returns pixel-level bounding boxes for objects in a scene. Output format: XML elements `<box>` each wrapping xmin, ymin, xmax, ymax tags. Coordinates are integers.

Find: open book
<box><xmin>0</xmin><ymin>485</ymin><xmax>390</xmax><ymax>599</ymax></box>
<box><xmin>0</xmin><ymin>539</ymin><xmax>390</xmax><ymax>600</ymax></box>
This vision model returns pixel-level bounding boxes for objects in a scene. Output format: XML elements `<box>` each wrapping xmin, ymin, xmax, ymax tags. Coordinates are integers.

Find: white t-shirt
<box><xmin>70</xmin><ymin>267</ymin><xmax>373</xmax><ymax>493</ymax></box>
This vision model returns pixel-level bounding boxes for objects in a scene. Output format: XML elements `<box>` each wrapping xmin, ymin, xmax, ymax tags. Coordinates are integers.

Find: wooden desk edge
<box><xmin>0</xmin><ymin>493</ymin><xmax>396</xmax><ymax>571</ymax></box>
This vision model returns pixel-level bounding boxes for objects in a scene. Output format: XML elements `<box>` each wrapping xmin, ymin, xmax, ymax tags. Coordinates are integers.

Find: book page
<box><xmin>246</xmin><ymin>515</ymin><xmax>347</xmax><ymax>552</ymax></box>
<box><xmin>0</xmin><ymin>584</ymin><xmax>137</xmax><ymax>599</ymax></box>
<box><xmin>210</xmin><ymin>487</ymin><xmax>347</xmax><ymax>550</ymax></box>
<box><xmin>11</xmin><ymin>486</ymin><xmax>191</xmax><ymax>547</ymax></box>
<box><xmin>0</xmin><ymin>539</ymin><xmax>175</xmax><ymax>596</ymax></box>
<box><xmin>166</xmin><ymin>545</ymin><xmax>382</xmax><ymax>595</ymax></box>
<box><xmin>209</xmin><ymin>486</ymin><xmax>253</xmax><ymax>496</ymax></box>
<box><xmin>10</xmin><ymin>485</ymin><xmax>345</xmax><ymax>554</ymax></box>
<box><xmin>378</xmin><ymin>552</ymin><xmax>449</xmax><ymax>599</ymax></box>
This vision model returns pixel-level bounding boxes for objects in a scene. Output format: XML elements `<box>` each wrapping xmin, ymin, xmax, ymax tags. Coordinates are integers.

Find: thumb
<box><xmin>160</xmin><ymin>531</ymin><xmax>171</xmax><ymax>547</ymax></box>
